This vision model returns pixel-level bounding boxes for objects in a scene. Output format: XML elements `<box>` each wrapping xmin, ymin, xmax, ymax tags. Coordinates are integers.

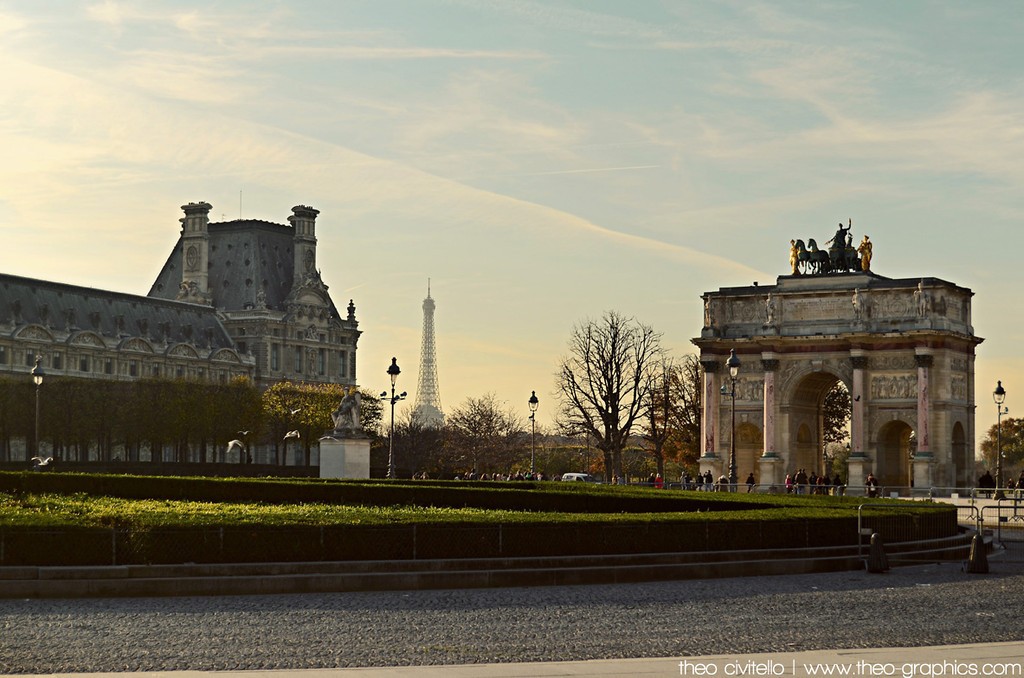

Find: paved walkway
<box><xmin>19</xmin><ymin>641</ymin><xmax>1024</xmax><ymax>678</ymax></box>
<box><xmin>6</xmin><ymin>512</ymin><xmax>1022</xmax><ymax>677</ymax></box>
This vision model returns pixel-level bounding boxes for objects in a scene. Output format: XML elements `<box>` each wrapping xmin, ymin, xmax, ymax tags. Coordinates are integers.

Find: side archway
<box><xmin>951</xmin><ymin>422</ymin><xmax>968</xmax><ymax>489</ymax></box>
<box><xmin>876</xmin><ymin>420</ymin><xmax>913</xmax><ymax>489</ymax></box>
<box><xmin>735</xmin><ymin>422</ymin><xmax>763</xmax><ymax>482</ymax></box>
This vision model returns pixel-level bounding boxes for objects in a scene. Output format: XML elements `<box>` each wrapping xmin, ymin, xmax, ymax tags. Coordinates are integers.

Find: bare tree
<box><xmin>444</xmin><ymin>393</ymin><xmax>527</xmax><ymax>476</ymax></box>
<box><xmin>556</xmin><ymin>311</ymin><xmax>662</xmax><ymax>480</ymax></box>
<box><xmin>666</xmin><ymin>354</ymin><xmax>703</xmax><ymax>472</ymax></box>
<box><xmin>387</xmin><ymin>411</ymin><xmax>445</xmax><ymax>478</ymax></box>
<box><xmin>641</xmin><ymin>356</ymin><xmax>673</xmax><ymax>478</ymax></box>
<box><xmin>640</xmin><ymin>353</ymin><xmax>704</xmax><ymax>480</ymax></box>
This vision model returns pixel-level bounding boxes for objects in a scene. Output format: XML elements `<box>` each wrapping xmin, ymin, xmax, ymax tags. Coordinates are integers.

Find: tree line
<box><xmin>2</xmin><ymin>310</ymin><xmax>854</xmax><ymax>477</ymax></box>
<box><xmin>0</xmin><ymin>375</ymin><xmax>383</xmax><ymax>465</ymax></box>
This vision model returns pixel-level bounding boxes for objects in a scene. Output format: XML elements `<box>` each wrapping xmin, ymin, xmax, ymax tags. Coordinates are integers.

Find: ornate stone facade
<box><xmin>148</xmin><ymin>203</ymin><xmax>361</xmax><ymax>390</ymax></box>
<box><xmin>1</xmin><ymin>202</ymin><xmax>360</xmax><ymax>394</ymax></box>
<box><xmin>694</xmin><ymin>271</ymin><xmax>981</xmax><ymax>490</ymax></box>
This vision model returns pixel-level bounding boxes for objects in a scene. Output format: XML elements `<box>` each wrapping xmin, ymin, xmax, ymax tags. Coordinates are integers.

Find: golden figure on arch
<box><xmin>857</xmin><ymin>235</ymin><xmax>873</xmax><ymax>272</ymax></box>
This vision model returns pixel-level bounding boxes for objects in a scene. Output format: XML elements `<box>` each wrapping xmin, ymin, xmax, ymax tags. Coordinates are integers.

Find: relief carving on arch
<box><xmin>951</xmin><ymin>375</ymin><xmax>968</xmax><ymax>402</ymax></box>
<box><xmin>950</xmin><ymin>357</ymin><xmax>969</xmax><ymax>373</ymax></box>
<box><xmin>872</xmin><ymin>291</ymin><xmax>915</xmax><ymax>319</ymax></box>
<box><xmin>724</xmin><ymin>298</ymin><xmax>761</xmax><ymax>324</ymax></box>
<box><xmin>731</xmin><ymin>378</ymin><xmax>765</xmax><ymax>402</ymax></box>
<box><xmin>870</xmin><ymin>373</ymin><xmax>917</xmax><ymax>400</ymax></box>
<box><xmin>869</xmin><ymin>355</ymin><xmax>916</xmax><ymax>371</ymax></box>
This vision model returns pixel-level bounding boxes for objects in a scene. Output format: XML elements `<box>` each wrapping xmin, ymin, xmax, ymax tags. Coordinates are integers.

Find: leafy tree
<box><xmin>980</xmin><ymin>417</ymin><xmax>1024</xmax><ymax>479</ymax></box>
<box><xmin>823</xmin><ymin>382</ymin><xmax>851</xmax><ymax>446</ymax></box>
<box><xmin>262</xmin><ymin>381</ymin><xmax>381</xmax><ymax>466</ymax></box>
<box><xmin>556</xmin><ymin>311</ymin><xmax>662</xmax><ymax>480</ymax></box>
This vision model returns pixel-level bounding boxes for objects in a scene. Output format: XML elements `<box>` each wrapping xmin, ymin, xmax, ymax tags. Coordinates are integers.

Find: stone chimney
<box><xmin>288</xmin><ymin>205</ymin><xmax>319</xmax><ymax>288</ymax></box>
<box><xmin>177</xmin><ymin>202</ymin><xmax>213</xmax><ymax>305</ymax></box>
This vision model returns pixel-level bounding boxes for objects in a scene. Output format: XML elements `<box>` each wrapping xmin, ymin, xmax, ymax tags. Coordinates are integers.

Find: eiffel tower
<box><xmin>412</xmin><ymin>280</ymin><xmax>444</xmax><ymax>427</ymax></box>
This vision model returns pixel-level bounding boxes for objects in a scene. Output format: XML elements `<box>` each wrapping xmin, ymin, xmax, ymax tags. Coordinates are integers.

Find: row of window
<box><xmin>267</xmin><ymin>345</ymin><xmax>352</xmax><ymax>379</ymax></box>
<box><xmin>0</xmin><ymin>345</ymin><xmax>247</xmax><ymax>383</ymax></box>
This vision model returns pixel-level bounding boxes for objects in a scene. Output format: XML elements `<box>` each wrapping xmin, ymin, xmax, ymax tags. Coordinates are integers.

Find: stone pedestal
<box><xmin>912</xmin><ymin>454</ymin><xmax>934</xmax><ymax>491</ymax></box>
<box><xmin>758</xmin><ymin>454</ymin><xmax>783</xmax><ymax>487</ymax></box>
<box><xmin>319</xmin><ymin>435</ymin><xmax>370</xmax><ymax>479</ymax></box>
<box><xmin>847</xmin><ymin>455</ymin><xmax>871</xmax><ymax>489</ymax></box>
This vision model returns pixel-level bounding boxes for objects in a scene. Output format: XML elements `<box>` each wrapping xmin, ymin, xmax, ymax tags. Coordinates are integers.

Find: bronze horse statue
<box><xmin>793</xmin><ymin>239</ymin><xmax>830</xmax><ymax>275</ymax></box>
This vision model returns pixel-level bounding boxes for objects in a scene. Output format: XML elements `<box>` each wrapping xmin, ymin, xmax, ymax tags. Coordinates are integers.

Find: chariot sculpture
<box><xmin>790</xmin><ymin>219</ymin><xmax>872</xmax><ymax>276</ymax></box>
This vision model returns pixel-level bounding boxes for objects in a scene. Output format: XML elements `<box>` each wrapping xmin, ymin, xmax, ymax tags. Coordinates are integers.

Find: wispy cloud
<box><xmin>451</xmin><ymin>0</ymin><xmax>667</xmax><ymax>40</ymax></box>
<box><xmin>520</xmin><ymin>165</ymin><xmax>660</xmax><ymax>177</ymax></box>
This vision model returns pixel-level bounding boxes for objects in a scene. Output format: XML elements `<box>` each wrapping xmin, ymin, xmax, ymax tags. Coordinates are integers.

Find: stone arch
<box><xmin>875</xmin><ymin>419</ymin><xmax>914</xmax><ymax>489</ymax></box>
<box><xmin>951</xmin><ymin>421</ymin><xmax>968</xmax><ymax>489</ymax></box>
<box><xmin>694</xmin><ymin>270</ymin><xmax>981</xmax><ymax>490</ymax></box>
<box><xmin>782</xmin><ymin>370</ymin><xmax>846</xmax><ymax>476</ymax></box>
<box><xmin>735</xmin><ymin>421</ymin><xmax>763</xmax><ymax>481</ymax></box>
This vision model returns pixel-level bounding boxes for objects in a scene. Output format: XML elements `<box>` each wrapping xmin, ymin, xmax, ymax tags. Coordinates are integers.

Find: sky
<box><xmin>2</xmin><ymin>1</ymin><xmax>1023</xmax><ymax>442</ymax></box>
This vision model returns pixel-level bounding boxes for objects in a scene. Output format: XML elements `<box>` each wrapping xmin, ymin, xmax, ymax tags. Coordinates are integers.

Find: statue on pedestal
<box><xmin>331</xmin><ymin>388</ymin><xmax>362</xmax><ymax>436</ymax></box>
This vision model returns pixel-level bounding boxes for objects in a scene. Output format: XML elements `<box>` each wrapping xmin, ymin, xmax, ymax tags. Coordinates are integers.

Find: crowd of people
<box><xmin>417</xmin><ymin>468</ymin><xmax>864</xmax><ymax>496</ymax></box>
<box><xmin>783</xmin><ymin>468</ymin><xmax>845</xmax><ymax>495</ymax></box>
<box><xmin>976</xmin><ymin>469</ymin><xmax>1024</xmax><ymax>495</ymax></box>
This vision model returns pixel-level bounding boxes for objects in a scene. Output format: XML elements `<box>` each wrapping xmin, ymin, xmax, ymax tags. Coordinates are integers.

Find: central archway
<box><xmin>784</xmin><ymin>371</ymin><xmax>847</xmax><ymax>477</ymax></box>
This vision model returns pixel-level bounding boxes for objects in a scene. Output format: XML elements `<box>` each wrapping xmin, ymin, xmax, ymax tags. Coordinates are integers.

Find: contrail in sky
<box><xmin>525</xmin><ymin>165</ymin><xmax>660</xmax><ymax>176</ymax></box>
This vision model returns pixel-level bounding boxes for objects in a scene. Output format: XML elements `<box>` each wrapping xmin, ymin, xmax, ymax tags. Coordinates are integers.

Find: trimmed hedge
<box><xmin>0</xmin><ymin>471</ymin><xmax>959</xmax><ymax>567</ymax></box>
<box><xmin>0</xmin><ymin>471</ymin><xmax>870</xmax><ymax>514</ymax></box>
<box><xmin>0</xmin><ymin>510</ymin><xmax>957</xmax><ymax>566</ymax></box>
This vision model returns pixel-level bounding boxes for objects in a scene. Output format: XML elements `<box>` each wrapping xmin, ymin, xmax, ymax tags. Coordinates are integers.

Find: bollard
<box><xmin>866</xmin><ymin>532</ymin><xmax>889</xmax><ymax>573</ymax></box>
<box><xmin>964</xmin><ymin>533</ymin><xmax>989</xmax><ymax>574</ymax></box>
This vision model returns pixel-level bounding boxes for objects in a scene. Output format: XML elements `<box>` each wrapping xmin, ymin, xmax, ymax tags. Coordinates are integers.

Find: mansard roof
<box><xmin>0</xmin><ymin>273</ymin><xmax>234</xmax><ymax>349</ymax></box>
<box><xmin>147</xmin><ymin>218</ymin><xmax>342</xmax><ymax>319</ymax></box>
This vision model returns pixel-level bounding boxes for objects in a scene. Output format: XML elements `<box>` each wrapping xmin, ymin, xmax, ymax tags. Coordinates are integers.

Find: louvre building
<box><xmin>0</xmin><ymin>201</ymin><xmax>360</xmax><ymax>427</ymax></box>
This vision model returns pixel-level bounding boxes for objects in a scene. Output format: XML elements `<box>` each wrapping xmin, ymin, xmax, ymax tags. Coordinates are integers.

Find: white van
<box><xmin>561</xmin><ymin>473</ymin><xmax>595</xmax><ymax>482</ymax></box>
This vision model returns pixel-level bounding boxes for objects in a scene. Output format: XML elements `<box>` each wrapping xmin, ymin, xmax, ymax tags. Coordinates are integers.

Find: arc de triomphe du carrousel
<box><xmin>693</xmin><ymin>221</ymin><xmax>981</xmax><ymax>491</ymax></box>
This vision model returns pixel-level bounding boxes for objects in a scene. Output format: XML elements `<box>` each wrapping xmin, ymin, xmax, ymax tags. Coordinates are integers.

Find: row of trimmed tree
<box><xmin>0</xmin><ymin>376</ymin><xmax>382</xmax><ymax>465</ymax></box>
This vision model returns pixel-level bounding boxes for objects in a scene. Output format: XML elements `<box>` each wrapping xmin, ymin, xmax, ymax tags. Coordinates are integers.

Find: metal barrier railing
<box><xmin>855</xmin><ymin>502</ymin><xmax>968</xmax><ymax>561</ymax></box>
<box><xmin>978</xmin><ymin>497</ymin><xmax>1024</xmax><ymax>543</ymax></box>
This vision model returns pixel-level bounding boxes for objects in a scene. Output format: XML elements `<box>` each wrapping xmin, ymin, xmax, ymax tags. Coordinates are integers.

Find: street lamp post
<box><xmin>719</xmin><ymin>349</ymin><xmax>741</xmax><ymax>490</ymax></box>
<box><xmin>380</xmin><ymin>358</ymin><xmax>407</xmax><ymax>479</ymax></box>
<box><xmin>31</xmin><ymin>355</ymin><xmax>44</xmax><ymax>460</ymax></box>
<box><xmin>994</xmin><ymin>381</ymin><xmax>1008</xmax><ymax>499</ymax></box>
<box><xmin>528</xmin><ymin>391</ymin><xmax>539</xmax><ymax>478</ymax></box>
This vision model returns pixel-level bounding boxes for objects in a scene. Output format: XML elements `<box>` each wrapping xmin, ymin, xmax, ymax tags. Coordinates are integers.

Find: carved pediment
<box><xmin>16</xmin><ymin>325</ymin><xmax>54</xmax><ymax>342</ymax></box>
<box><xmin>119</xmin><ymin>337</ymin><xmax>155</xmax><ymax>353</ymax></box>
<box><xmin>168</xmin><ymin>343</ymin><xmax>200</xmax><ymax>359</ymax></box>
<box><xmin>69</xmin><ymin>331</ymin><xmax>105</xmax><ymax>347</ymax></box>
<box><xmin>210</xmin><ymin>348</ymin><xmax>242</xmax><ymax>364</ymax></box>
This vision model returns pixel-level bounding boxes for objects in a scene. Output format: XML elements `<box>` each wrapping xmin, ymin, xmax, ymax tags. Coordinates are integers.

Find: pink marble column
<box><xmin>916</xmin><ymin>354</ymin><xmax>933</xmax><ymax>455</ymax></box>
<box><xmin>762</xmin><ymin>358</ymin><xmax>779</xmax><ymax>457</ymax></box>
<box><xmin>701</xmin><ymin>361</ymin><xmax>720</xmax><ymax>458</ymax></box>
<box><xmin>850</xmin><ymin>355</ymin><xmax>867</xmax><ymax>456</ymax></box>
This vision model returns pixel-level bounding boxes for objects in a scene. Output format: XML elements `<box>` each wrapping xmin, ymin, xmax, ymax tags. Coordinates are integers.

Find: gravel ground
<box><xmin>2</xmin><ymin>543</ymin><xmax>1023</xmax><ymax>674</ymax></box>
